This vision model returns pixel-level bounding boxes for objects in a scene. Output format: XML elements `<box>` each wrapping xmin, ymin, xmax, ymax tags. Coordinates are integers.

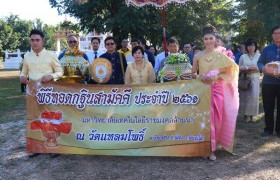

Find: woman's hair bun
<box><xmin>202</xmin><ymin>24</ymin><xmax>217</xmax><ymax>36</ymax></box>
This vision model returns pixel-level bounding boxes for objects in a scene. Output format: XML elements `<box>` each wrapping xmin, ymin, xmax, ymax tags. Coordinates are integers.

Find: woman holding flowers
<box><xmin>192</xmin><ymin>25</ymin><xmax>239</xmax><ymax>160</ymax></box>
<box><xmin>125</xmin><ymin>46</ymin><xmax>155</xmax><ymax>84</ymax></box>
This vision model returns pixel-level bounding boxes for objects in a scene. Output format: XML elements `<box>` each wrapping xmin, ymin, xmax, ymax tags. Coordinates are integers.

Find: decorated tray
<box><xmin>90</xmin><ymin>58</ymin><xmax>113</xmax><ymax>83</ymax></box>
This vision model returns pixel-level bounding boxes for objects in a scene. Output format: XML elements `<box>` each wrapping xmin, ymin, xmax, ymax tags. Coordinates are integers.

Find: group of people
<box><xmin>19</xmin><ymin>24</ymin><xmax>280</xmax><ymax>160</ymax></box>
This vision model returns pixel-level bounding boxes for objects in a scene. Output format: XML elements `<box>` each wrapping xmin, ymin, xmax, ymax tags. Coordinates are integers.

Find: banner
<box><xmin>26</xmin><ymin>80</ymin><xmax>211</xmax><ymax>157</ymax></box>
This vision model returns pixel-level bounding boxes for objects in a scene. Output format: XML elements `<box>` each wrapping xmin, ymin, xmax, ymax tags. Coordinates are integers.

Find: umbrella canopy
<box><xmin>125</xmin><ymin>0</ymin><xmax>191</xmax><ymax>8</ymax></box>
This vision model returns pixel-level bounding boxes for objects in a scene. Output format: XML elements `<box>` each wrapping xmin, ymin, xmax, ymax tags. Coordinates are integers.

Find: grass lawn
<box><xmin>0</xmin><ymin>70</ymin><xmax>26</xmax><ymax>123</ymax></box>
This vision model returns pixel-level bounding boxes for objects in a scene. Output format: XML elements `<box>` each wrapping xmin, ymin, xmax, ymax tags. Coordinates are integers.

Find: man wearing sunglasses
<box><xmin>58</xmin><ymin>34</ymin><xmax>89</xmax><ymax>61</ymax></box>
<box><xmin>100</xmin><ymin>36</ymin><xmax>127</xmax><ymax>84</ymax></box>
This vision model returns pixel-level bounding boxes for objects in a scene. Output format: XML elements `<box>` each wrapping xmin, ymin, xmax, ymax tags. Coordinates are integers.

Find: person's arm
<box><xmin>122</xmin><ymin>53</ymin><xmax>128</xmax><ymax>71</ymax></box>
<box><xmin>257</xmin><ymin>48</ymin><xmax>267</xmax><ymax>74</ymax></box>
<box><xmin>192</xmin><ymin>53</ymin><xmax>199</xmax><ymax>78</ymax></box>
<box><xmin>83</xmin><ymin>53</ymin><xmax>89</xmax><ymax>61</ymax></box>
<box><xmin>154</xmin><ymin>54</ymin><xmax>161</xmax><ymax>74</ymax></box>
<box><xmin>147</xmin><ymin>62</ymin><xmax>156</xmax><ymax>83</ymax></box>
<box><xmin>124</xmin><ymin>65</ymin><xmax>131</xmax><ymax>84</ymax></box>
<box><xmin>42</xmin><ymin>54</ymin><xmax>63</xmax><ymax>82</ymax></box>
<box><xmin>20</xmin><ymin>59</ymin><xmax>29</xmax><ymax>84</ymax></box>
<box><xmin>58</xmin><ymin>51</ymin><xmax>65</xmax><ymax>60</ymax></box>
<box><xmin>238</xmin><ymin>55</ymin><xmax>247</xmax><ymax>72</ymax></box>
<box><xmin>146</xmin><ymin>51</ymin><xmax>155</xmax><ymax>67</ymax></box>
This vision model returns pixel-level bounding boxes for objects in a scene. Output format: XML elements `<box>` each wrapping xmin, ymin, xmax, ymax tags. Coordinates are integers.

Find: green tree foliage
<box><xmin>49</xmin><ymin>0</ymin><xmax>237</xmax><ymax>48</ymax></box>
<box><xmin>6</xmin><ymin>15</ymin><xmax>33</xmax><ymax>52</ymax></box>
<box><xmin>166</xmin><ymin>0</ymin><xmax>238</xmax><ymax>47</ymax></box>
<box><xmin>235</xmin><ymin>0</ymin><xmax>280</xmax><ymax>47</ymax></box>
<box><xmin>0</xmin><ymin>18</ymin><xmax>20</xmax><ymax>58</ymax></box>
<box><xmin>49</xmin><ymin>0</ymin><xmax>162</xmax><ymax>46</ymax></box>
<box><xmin>0</xmin><ymin>14</ymin><xmax>75</xmax><ymax>59</ymax></box>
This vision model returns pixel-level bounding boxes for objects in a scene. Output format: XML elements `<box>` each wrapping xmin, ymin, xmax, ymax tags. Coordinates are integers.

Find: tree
<box><xmin>0</xmin><ymin>19</ymin><xmax>20</xmax><ymax>58</ymax></box>
<box><xmin>165</xmin><ymin>0</ymin><xmax>238</xmax><ymax>47</ymax></box>
<box><xmin>235</xmin><ymin>0</ymin><xmax>280</xmax><ymax>47</ymax></box>
<box><xmin>5</xmin><ymin>14</ymin><xmax>33</xmax><ymax>52</ymax></box>
<box><xmin>49</xmin><ymin>0</ymin><xmax>237</xmax><ymax>48</ymax></box>
<box><xmin>49</xmin><ymin>0</ymin><xmax>163</xmax><ymax>45</ymax></box>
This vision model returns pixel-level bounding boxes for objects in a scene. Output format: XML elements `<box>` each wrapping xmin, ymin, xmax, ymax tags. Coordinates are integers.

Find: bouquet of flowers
<box><xmin>158</xmin><ymin>53</ymin><xmax>192</xmax><ymax>82</ymax></box>
<box><xmin>218</xmin><ymin>47</ymin><xmax>235</xmax><ymax>60</ymax></box>
<box><xmin>165</xmin><ymin>53</ymin><xmax>191</xmax><ymax>65</ymax></box>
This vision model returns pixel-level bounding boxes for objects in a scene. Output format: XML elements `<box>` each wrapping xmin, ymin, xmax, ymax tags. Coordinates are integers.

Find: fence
<box><xmin>3</xmin><ymin>50</ymin><xmax>24</xmax><ymax>69</ymax></box>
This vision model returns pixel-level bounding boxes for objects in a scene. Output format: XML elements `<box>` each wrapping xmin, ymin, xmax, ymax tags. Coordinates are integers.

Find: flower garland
<box><xmin>64</xmin><ymin>47</ymin><xmax>84</xmax><ymax>57</ymax></box>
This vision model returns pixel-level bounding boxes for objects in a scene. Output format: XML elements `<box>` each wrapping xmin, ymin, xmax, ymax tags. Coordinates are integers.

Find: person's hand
<box><xmin>262</xmin><ymin>66</ymin><xmax>269</xmax><ymax>75</ymax></box>
<box><xmin>200</xmin><ymin>75</ymin><xmax>217</xmax><ymax>84</ymax></box>
<box><xmin>20</xmin><ymin>76</ymin><xmax>29</xmax><ymax>84</ymax></box>
<box><xmin>239</xmin><ymin>66</ymin><xmax>246</xmax><ymax>71</ymax></box>
<box><xmin>191</xmin><ymin>73</ymin><xmax>197</xmax><ymax>79</ymax></box>
<box><xmin>41</xmin><ymin>75</ymin><xmax>54</xmax><ymax>83</ymax></box>
<box><xmin>248</xmin><ymin>65</ymin><xmax>259</xmax><ymax>72</ymax></box>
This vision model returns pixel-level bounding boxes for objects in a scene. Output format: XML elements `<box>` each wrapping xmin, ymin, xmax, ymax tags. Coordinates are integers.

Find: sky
<box><xmin>0</xmin><ymin>0</ymin><xmax>77</xmax><ymax>25</ymax></box>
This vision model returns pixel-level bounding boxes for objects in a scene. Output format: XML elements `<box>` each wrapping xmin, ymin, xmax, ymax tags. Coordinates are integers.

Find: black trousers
<box><xmin>21</xmin><ymin>83</ymin><xmax>26</xmax><ymax>93</ymax></box>
<box><xmin>262</xmin><ymin>84</ymin><xmax>280</xmax><ymax>134</ymax></box>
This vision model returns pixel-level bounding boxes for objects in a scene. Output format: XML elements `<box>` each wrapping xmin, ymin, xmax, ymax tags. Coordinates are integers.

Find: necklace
<box><xmin>248</xmin><ymin>53</ymin><xmax>255</xmax><ymax>60</ymax></box>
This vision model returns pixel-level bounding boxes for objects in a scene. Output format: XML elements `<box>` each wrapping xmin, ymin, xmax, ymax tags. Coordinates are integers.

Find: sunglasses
<box><xmin>106</xmin><ymin>43</ymin><xmax>115</xmax><ymax>46</ymax></box>
<box><xmin>68</xmin><ymin>41</ymin><xmax>78</xmax><ymax>44</ymax></box>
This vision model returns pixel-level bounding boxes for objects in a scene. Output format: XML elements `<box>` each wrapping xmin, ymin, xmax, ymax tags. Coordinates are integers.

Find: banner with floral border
<box><xmin>26</xmin><ymin>80</ymin><xmax>210</xmax><ymax>157</ymax></box>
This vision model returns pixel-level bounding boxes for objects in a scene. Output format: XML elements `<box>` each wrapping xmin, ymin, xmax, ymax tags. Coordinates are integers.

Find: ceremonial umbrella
<box><xmin>125</xmin><ymin>0</ymin><xmax>200</xmax><ymax>57</ymax></box>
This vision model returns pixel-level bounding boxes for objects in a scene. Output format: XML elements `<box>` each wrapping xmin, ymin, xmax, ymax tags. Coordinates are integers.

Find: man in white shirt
<box><xmin>125</xmin><ymin>38</ymin><xmax>148</xmax><ymax>64</ymax></box>
<box><xmin>86</xmin><ymin>37</ymin><xmax>103</xmax><ymax>64</ymax></box>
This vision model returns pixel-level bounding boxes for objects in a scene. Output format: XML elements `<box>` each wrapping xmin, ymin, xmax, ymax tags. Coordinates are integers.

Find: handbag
<box><xmin>238</xmin><ymin>73</ymin><xmax>251</xmax><ymax>90</ymax></box>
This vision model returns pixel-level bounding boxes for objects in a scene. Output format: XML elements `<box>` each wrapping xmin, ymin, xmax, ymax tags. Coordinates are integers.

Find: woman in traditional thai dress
<box><xmin>238</xmin><ymin>39</ymin><xmax>260</xmax><ymax>122</ymax></box>
<box><xmin>192</xmin><ymin>25</ymin><xmax>239</xmax><ymax>160</ymax></box>
<box><xmin>125</xmin><ymin>46</ymin><xmax>156</xmax><ymax>84</ymax></box>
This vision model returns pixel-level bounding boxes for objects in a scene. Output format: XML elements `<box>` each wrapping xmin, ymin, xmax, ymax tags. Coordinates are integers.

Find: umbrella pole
<box><xmin>162</xmin><ymin>7</ymin><xmax>168</xmax><ymax>57</ymax></box>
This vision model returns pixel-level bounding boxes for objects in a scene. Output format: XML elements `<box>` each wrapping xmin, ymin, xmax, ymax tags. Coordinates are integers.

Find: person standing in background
<box><xmin>86</xmin><ymin>37</ymin><xmax>102</xmax><ymax>64</ymax></box>
<box><xmin>239</xmin><ymin>39</ymin><xmax>260</xmax><ymax>122</ymax></box>
<box><xmin>258</xmin><ymin>25</ymin><xmax>280</xmax><ymax>137</ymax></box>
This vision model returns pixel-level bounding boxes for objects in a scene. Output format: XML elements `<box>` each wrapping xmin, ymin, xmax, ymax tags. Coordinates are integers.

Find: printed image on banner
<box><xmin>26</xmin><ymin>80</ymin><xmax>211</xmax><ymax>157</ymax></box>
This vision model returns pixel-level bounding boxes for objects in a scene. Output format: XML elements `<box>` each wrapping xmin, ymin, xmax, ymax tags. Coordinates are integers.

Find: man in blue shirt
<box><xmin>257</xmin><ymin>25</ymin><xmax>280</xmax><ymax>137</ymax></box>
<box><xmin>100</xmin><ymin>36</ymin><xmax>127</xmax><ymax>84</ymax></box>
